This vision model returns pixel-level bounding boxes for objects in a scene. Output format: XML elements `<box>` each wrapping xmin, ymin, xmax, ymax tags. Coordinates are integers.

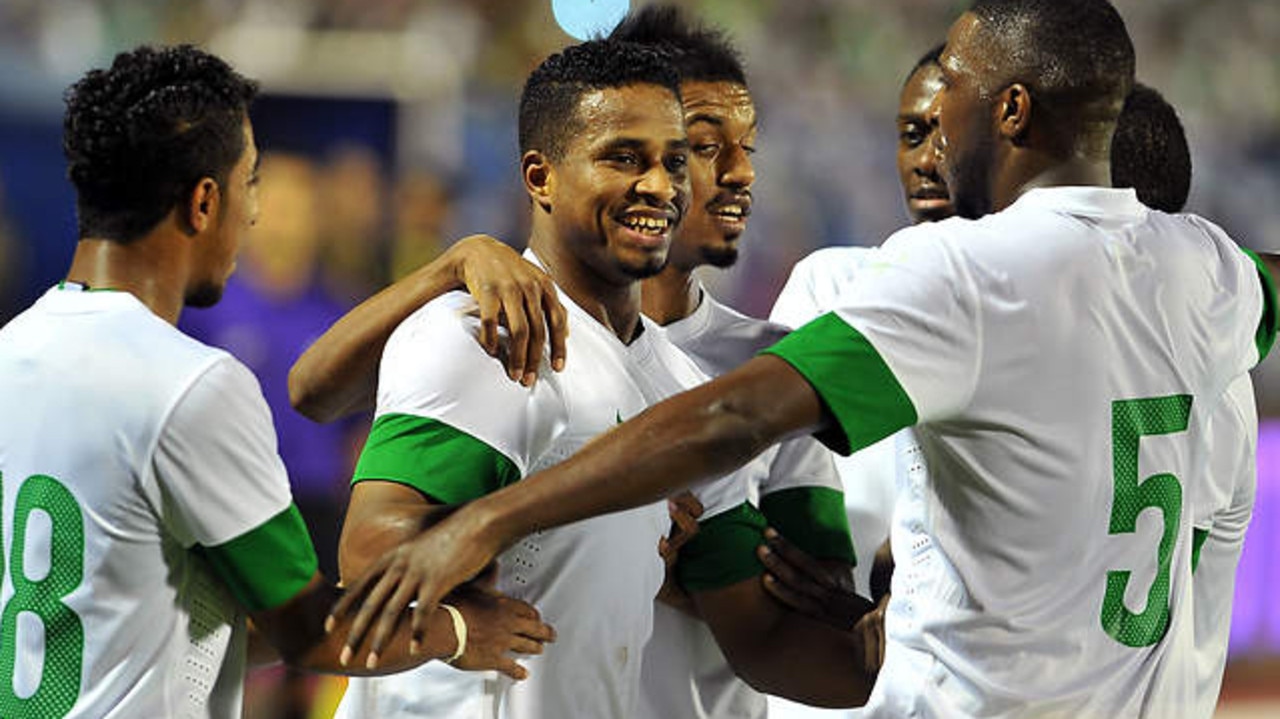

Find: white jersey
<box><xmin>0</xmin><ymin>285</ymin><xmax>317</xmax><ymax>719</ymax></box>
<box><xmin>771</xmin><ymin>246</ymin><xmax>900</xmax><ymax>603</ymax></box>
<box><xmin>639</xmin><ymin>289</ymin><xmax>851</xmax><ymax>719</ymax></box>
<box><xmin>337</xmin><ymin>260</ymin><xmax>754</xmax><ymax>719</ymax></box>
<box><xmin>1189</xmin><ymin>375</ymin><xmax>1256</xmax><ymax>718</ymax></box>
<box><xmin>762</xmin><ymin>187</ymin><xmax>1273</xmax><ymax>719</ymax></box>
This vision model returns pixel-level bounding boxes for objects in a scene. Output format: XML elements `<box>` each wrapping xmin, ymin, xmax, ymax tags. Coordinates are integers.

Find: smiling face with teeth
<box><xmin>533</xmin><ymin>83</ymin><xmax>691</xmax><ymax>288</ymax></box>
<box><xmin>664</xmin><ymin>80</ymin><xmax>757</xmax><ymax>272</ymax></box>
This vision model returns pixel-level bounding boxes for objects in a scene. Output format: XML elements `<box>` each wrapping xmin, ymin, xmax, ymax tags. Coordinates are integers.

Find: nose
<box><xmin>636</xmin><ymin>164</ymin><xmax>680</xmax><ymax>207</ymax></box>
<box><xmin>914</xmin><ymin>135</ymin><xmax>941</xmax><ymax>178</ymax></box>
<box><xmin>719</xmin><ymin>144</ymin><xmax>755</xmax><ymax>190</ymax></box>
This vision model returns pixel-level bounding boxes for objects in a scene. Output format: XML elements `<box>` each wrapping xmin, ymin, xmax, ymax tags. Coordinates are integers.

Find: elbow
<box><xmin>288</xmin><ymin>364</ymin><xmax>335</xmax><ymax>423</ymax></box>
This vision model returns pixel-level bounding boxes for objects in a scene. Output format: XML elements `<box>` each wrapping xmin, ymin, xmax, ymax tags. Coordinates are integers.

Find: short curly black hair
<box><xmin>903</xmin><ymin>43</ymin><xmax>945</xmax><ymax>89</ymax></box>
<box><xmin>1111</xmin><ymin>82</ymin><xmax>1190</xmax><ymax>213</ymax></box>
<box><xmin>63</xmin><ymin>44</ymin><xmax>258</xmax><ymax>243</ymax></box>
<box><xmin>607</xmin><ymin>4</ymin><xmax>746</xmax><ymax>86</ymax></box>
<box><xmin>518</xmin><ymin>39</ymin><xmax>682</xmax><ymax>161</ymax></box>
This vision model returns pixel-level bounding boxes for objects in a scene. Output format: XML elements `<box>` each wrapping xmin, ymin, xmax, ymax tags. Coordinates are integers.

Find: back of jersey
<box><xmin>0</xmin><ymin>287</ymin><xmax>241</xmax><ymax>718</ymax></box>
<box><xmin>824</xmin><ymin>188</ymin><xmax>1268</xmax><ymax>718</ymax></box>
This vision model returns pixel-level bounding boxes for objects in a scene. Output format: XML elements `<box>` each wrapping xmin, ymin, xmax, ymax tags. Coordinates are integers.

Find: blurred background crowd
<box><xmin>1</xmin><ymin>1</ymin><xmax>1278</xmax><ymax>716</ymax></box>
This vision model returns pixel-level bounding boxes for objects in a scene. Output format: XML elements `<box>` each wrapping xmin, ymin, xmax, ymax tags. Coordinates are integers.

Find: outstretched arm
<box><xmin>289</xmin><ymin>235</ymin><xmax>567</xmax><ymax>422</ymax></box>
<box><xmin>331</xmin><ymin>354</ymin><xmax>838</xmax><ymax>662</ymax></box>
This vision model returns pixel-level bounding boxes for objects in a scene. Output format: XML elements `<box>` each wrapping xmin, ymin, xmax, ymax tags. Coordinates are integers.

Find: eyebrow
<box><xmin>687</xmin><ymin>113</ymin><xmax>760</xmax><ymax>132</ymax></box>
<box><xmin>597</xmin><ymin>137</ymin><xmax>690</xmax><ymax>153</ymax></box>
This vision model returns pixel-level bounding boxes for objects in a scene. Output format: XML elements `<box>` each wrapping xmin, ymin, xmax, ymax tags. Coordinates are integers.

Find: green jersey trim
<box><xmin>761</xmin><ymin>312</ymin><xmax>918</xmax><ymax>456</ymax></box>
<box><xmin>203</xmin><ymin>504</ymin><xmax>318</xmax><ymax>612</ymax></box>
<box><xmin>1190</xmin><ymin>527</ymin><xmax>1210</xmax><ymax>574</ymax></box>
<box><xmin>677</xmin><ymin>502</ymin><xmax>767</xmax><ymax>593</ymax></box>
<box><xmin>760</xmin><ymin>486</ymin><xmax>857</xmax><ymax>567</ymax></box>
<box><xmin>1241</xmin><ymin>248</ymin><xmax>1278</xmax><ymax>362</ymax></box>
<box><xmin>352</xmin><ymin>413</ymin><xmax>520</xmax><ymax>504</ymax></box>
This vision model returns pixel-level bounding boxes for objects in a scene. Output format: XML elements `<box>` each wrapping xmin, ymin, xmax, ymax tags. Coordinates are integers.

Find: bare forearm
<box><xmin>695</xmin><ymin>581</ymin><xmax>873</xmax><ymax>708</ymax></box>
<box><xmin>730</xmin><ymin>611</ymin><xmax>871</xmax><ymax>707</ymax></box>
<box><xmin>290</xmin><ymin>261</ymin><xmax>462</xmax><ymax>422</ymax></box>
<box><xmin>473</xmin><ymin>356</ymin><xmax>825</xmax><ymax>550</ymax></box>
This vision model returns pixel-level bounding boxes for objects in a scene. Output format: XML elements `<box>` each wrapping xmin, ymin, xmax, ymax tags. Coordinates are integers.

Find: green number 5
<box><xmin>0</xmin><ymin>472</ymin><xmax>85</xmax><ymax>717</ymax></box>
<box><xmin>1101</xmin><ymin>395</ymin><xmax>1192</xmax><ymax>648</ymax></box>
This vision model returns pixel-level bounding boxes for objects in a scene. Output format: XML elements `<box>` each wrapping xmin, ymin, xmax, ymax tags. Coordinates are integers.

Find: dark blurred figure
<box><xmin>317</xmin><ymin>145</ymin><xmax>389</xmax><ymax>304</ymax></box>
<box><xmin>389</xmin><ymin>167</ymin><xmax>455</xmax><ymax>282</ymax></box>
<box><xmin>1111</xmin><ymin>82</ymin><xmax>1192</xmax><ymax>213</ymax></box>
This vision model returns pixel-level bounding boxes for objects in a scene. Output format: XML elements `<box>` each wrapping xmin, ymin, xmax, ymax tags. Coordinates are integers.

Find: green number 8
<box><xmin>0</xmin><ymin>473</ymin><xmax>85</xmax><ymax>717</ymax></box>
<box><xmin>1101</xmin><ymin>395</ymin><xmax>1191</xmax><ymax>648</ymax></box>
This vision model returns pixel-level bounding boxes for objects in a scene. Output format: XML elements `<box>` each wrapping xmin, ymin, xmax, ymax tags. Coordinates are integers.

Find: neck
<box><xmin>994</xmin><ymin>123</ymin><xmax>1114</xmax><ymax>211</ymax></box>
<box><xmin>641</xmin><ymin>261</ymin><xmax>700</xmax><ymax>327</ymax></box>
<box><xmin>994</xmin><ymin>148</ymin><xmax>1112</xmax><ymax>212</ymax></box>
<box><xmin>528</xmin><ymin>219</ymin><xmax>644</xmax><ymax>344</ymax></box>
<box><xmin>64</xmin><ymin>234</ymin><xmax>189</xmax><ymax>325</ymax></box>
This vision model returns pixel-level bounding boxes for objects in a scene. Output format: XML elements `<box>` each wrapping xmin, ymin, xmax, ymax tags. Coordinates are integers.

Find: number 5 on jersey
<box><xmin>1101</xmin><ymin>395</ymin><xmax>1192</xmax><ymax>648</ymax></box>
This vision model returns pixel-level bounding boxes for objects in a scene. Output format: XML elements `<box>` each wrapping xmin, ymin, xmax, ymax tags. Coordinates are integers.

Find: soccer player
<box><xmin>769</xmin><ymin>43</ymin><xmax>953</xmax><ymax>611</ymax></box>
<box><xmin>0</xmin><ymin>45</ymin><xmax>553</xmax><ymax>718</ymax></box>
<box><xmin>1112</xmin><ymin>81</ymin><xmax>1256</xmax><ymax>718</ymax></box>
<box><xmin>334</xmin><ymin>1</ymin><xmax>1279</xmax><ymax>716</ymax></box>
<box><xmin>599</xmin><ymin>7</ymin><xmax>864</xmax><ymax>719</ymax></box>
<box><xmin>328</xmin><ymin>38</ymin><xmax>872</xmax><ymax>718</ymax></box>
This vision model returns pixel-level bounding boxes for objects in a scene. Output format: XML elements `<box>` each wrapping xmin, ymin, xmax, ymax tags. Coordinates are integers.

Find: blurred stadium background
<box><xmin>0</xmin><ymin>1</ymin><xmax>1277</xmax><ymax>717</ymax></box>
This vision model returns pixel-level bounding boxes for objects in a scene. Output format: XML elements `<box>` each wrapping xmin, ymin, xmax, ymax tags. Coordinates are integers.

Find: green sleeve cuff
<box><xmin>1241</xmin><ymin>248</ymin><xmax>1278</xmax><ymax>362</ymax></box>
<box><xmin>761</xmin><ymin>312</ymin><xmax>918</xmax><ymax>456</ymax></box>
<box><xmin>760</xmin><ymin>486</ymin><xmax>857</xmax><ymax>567</ymax></box>
<box><xmin>353</xmin><ymin>414</ymin><xmax>521</xmax><ymax>504</ymax></box>
<box><xmin>204</xmin><ymin>504</ymin><xmax>318</xmax><ymax>612</ymax></box>
<box><xmin>677</xmin><ymin>502</ymin><xmax>768</xmax><ymax>593</ymax></box>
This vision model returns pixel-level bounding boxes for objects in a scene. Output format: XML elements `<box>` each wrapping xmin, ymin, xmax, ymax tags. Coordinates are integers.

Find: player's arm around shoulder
<box><xmin>288</xmin><ymin>234</ymin><xmax>567</xmax><ymax>423</ymax></box>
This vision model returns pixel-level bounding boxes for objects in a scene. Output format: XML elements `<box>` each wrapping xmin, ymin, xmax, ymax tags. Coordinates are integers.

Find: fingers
<box><xmin>521</xmin><ymin>286</ymin><xmax>546</xmax><ymax>385</ymax></box>
<box><xmin>494</xmin><ymin>657</ymin><xmax>530</xmax><ymax>681</ymax></box>
<box><xmin>501</xmin><ymin>283</ymin><xmax>531</xmax><ymax>383</ymax></box>
<box><xmin>339</xmin><ymin>563</ymin><xmax>402</xmax><ymax>666</ymax></box>
<box><xmin>365</xmin><ymin>577</ymin><xmax>421</xmax><ymax>668</ymax></box>
<box><xmin>764</xmin><ymin>528</ymin><xmax>836</xmax><ymax>588</ymax></box>
<box><xmin>761</xmin><ymin>571</ymin><xmax>824</xmax><ymax>616</ymax></box>
<box><xmin>515</xmin><ymin>615</ymin><xmax>556</xmax><ymax>643</ymax></box>
<box><xmin>544</xmin><ymin>289</ymin><xmax>568</xmax><ymax>373</ymax></box>
<box><xmin>757</xmin><ymin>543</ymin><xmax>826</xmax><ymax>602</ymax></box>
<box><xmin>669</xmin><ymin>491</ymin><xmax>704</xmax><ymax>519</ymax></box>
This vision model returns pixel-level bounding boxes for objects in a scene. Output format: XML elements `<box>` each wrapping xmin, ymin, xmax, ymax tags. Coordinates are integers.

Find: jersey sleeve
<box><xmin>769</xmin><ymin>254</ymin><xmax>827</xmax><ymax>330</ymax></box>
<box><xmin>1239</xmin><ymin>248</ymin><xmax>1278</xmax><ymax>363</ymax></box>
<box><xmin>758</xmin><ymin>438</ymin><xmax>856</xmax><ymax>566</ymax></box>
<box><xmin>353</xmin><ymin>296</ymin><xmax>563</xmax><ymax>503</ymax></box>
<box><xmin>153</xmin><ymin>356</ymin><xmax>318</xmax><ymax>612</ymax></box>
<box><xmin>675</xmin><ymin>462</ymin><xmax>766</xmax><ymax>593</ymax></box>
<box><xmin>763</xmin><ymin>230</ymin><xmax>982</xmax><ymax>456</ymax></box>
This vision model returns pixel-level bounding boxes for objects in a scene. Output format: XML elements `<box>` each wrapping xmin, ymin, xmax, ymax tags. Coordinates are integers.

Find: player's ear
<box><xmin>998</xmin><ymin>83</ymin><xmax>1032</xmax><ymax>144</ymax></box>
<box><xmin>522</xmin><ymin>150</ymin><xmax>554</xmax><ymax>212</ymax></box>
<box><xmin>182</xmin><ymin>177</ymin><xmax>221</xmax><ymax>236</ymax></box>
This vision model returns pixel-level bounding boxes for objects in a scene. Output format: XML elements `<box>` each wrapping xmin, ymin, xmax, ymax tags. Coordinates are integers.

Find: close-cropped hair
<box><xmin>903</xmin><ymin>43</ymin><xmax>945</xmax><ymax>88</ymax></box>
<box><xmin>968</xmin><ymin>0</ymin><xmax>1134</xmax><ymax>119</ymax></box>
<box><xmin>518</xmin><ymin>39</ymin><xmax>682</xmax><ymax>160</ymax></box>
<box><xmin>1111</xmin><ymin>82</ymin><xmax>1191</xmax><ymax>213</ymax></box>
<box><xmin>63</xmin><ymin>44</ymin><xmax>259</xmax><ymax>243</ymax></box>
<box><xmin>608</xmin><ymin>4</ymin><xmax>747</xmax><ymax>86</ymax></box>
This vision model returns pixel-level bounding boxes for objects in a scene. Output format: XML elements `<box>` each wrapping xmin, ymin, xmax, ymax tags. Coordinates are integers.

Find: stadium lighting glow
<box><xmin>551</xmin><ymin>0</ymin><xmax>630</xmax><ymax>41</ymax></box>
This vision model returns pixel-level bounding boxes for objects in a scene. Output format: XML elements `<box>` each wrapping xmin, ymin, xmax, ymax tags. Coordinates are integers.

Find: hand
<box><xmin>447</xmin><ymin>583</ymin><xmax>556</xmax><ymax>680</ymax></box>
<box><xmin>656</xmin><ymin>492</ymin><xmax>704</xmax><ymax>612</ymax></box>
<box><xmin>328</xmin><ymin>506</ymin><xmax>505</xmax><ymax>668</ymax></box>
<box><xmin>869</xmin><ymin>538</ymin><xmax>894</xmax><ymax>603</ymax></box>
<box><xmin>447</xmin><ymin>234</ymin><xmax>568</xmax><ymax>386</ymax></box>
<box><xmin>757</xmin><ymin>528</ymin><xmax>874</xmax><ymax>630</ymax></box>
<box><xmin>851</xmin><ymin>592</ymin><xmax>889</xmax><ymax>676</ymax></box>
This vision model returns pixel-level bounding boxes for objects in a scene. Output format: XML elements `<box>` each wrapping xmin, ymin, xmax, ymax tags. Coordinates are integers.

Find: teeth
<box><xmin>715</xmin><ymin>206</ymin><xmax>744</xmax><ymax>218</ymax></box>
<box><xmin>621</xmin><ymin>216</ymin><xmax>669</xmax><ymax>235</ymax></box>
